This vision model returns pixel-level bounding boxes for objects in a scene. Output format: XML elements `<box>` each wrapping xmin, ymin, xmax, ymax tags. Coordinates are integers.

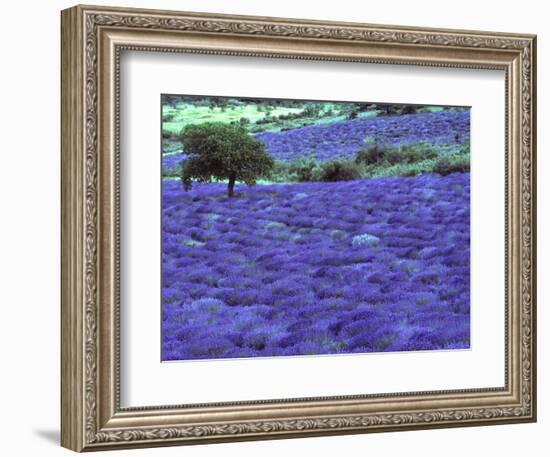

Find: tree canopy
<box><xmin>179</xmin><ymin>122</ymin><xmax>274</xmax><ymax>197</ymax></box>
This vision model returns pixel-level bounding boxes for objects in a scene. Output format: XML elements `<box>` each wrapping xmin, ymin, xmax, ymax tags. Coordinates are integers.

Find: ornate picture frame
<box><xmin>61</xmin><ymin>4</ymin><xmax>536</xmax><ymax>452</ymax></box>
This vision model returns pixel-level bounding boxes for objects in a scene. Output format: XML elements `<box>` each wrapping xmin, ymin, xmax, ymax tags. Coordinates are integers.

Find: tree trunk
<box><xmin>227</xmin><ymin>175</ymin><xmax>236</xmax><ymax>197</ymax></box>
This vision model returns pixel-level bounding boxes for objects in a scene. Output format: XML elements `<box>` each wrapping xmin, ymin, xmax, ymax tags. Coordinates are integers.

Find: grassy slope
<box><xmin>162</xmin><ymin>104</ymin><xmax>302</xmax><ymax>134</ymax></box>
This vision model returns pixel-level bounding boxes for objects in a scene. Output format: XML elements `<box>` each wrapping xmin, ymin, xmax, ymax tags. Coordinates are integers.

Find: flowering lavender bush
<box><xmin>162</xmin><ymin>174</ymin><xmax>470</xmax><ymax>360</ymax></box>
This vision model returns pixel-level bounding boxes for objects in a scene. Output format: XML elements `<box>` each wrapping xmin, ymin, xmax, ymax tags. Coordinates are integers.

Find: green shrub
<box><xmin>433</xmin><ymin>156</ymin><xmax>470</xmax><ymax>176</ymax></box>
<box><xmin>403</xmin><ymin>167</ymin><xmax>420</xmax><ymax>177</ymax></box>
<box><xmin>355</xmin><ymin>141</ymin><xmax>389</xmax><ymax>165</ymax></box>
<box><xmin>384</xmin><ymin>148</ymin><xmax>417</xmax><ymax>165</ymax></box>
<box><xmin>377</xmin><ymin>104</ymin><xmax>417</xmax><ymax>116</ymax></box>
<box><xmin>389</xmin><ymin>145</ymin><xmax>438</xmax><ymax>164</ymax></box>
<box><xmin>401</xmin><ymin>105</ymin><xmax>418</xmax><ymax>115</ymax></box>
<box><xmin>403</xmin><ymin>147</ymin><xmax>426</xmax><ymax>163</ymax></box>
<box><xmin>424</xmin><ymin>149</ymin><xmax>439</xmax><ymax>160</ymax></box>
<box><xmin>255</xmin><ymin>116</ymin><xmax>275</xmax><ymax>125</ymax></box>
<box><xmin>269</xmin><ymin>161</ymin><xmax>293</xmax><ymax>182</ymax></box>
<box><xmin>320</xmin><ymin>160</ymin><xmax>362</xmax><ymax>181</ymax></box>
<box><xmin>433</xmin><ymin>157</ymin><xmax>452</xmax><ymax>175</ymax></box>
<box><xmin>269</xmin><ymin>157</ymin><xmax>325</xmax><ymax>183</ymax></box>
<box><xmin>356</xmin><ymin>141</ymin><xmax>439</xmax><ymax>167</ymax></box>
<box><xmin>289</xmin><ymin>157</ymin><xmax>323</xmax><ymax>182</ymax></box>
<box><xmin>303</xmin><ymin>104</ymin><xmax>320</xmax><ymax>117</ymax></box>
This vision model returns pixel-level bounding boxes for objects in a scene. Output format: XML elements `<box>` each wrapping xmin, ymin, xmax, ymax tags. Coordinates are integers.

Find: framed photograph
<box><xmin>61</xmin><ymin>4</ymin><xmax>537</xmax><ymax>452</ymax></box>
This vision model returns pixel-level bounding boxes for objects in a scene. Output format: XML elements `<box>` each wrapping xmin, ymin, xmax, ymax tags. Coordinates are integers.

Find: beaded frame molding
<box><xmin>61</xmin><ymin>4</ymin><xmax>537</xmax><ymax>452</ymax></box>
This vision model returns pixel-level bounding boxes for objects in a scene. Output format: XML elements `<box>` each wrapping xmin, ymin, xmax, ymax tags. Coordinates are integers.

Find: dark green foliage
<box><xmin>433</xmin><ymin>157</ymin><xmax>454</xmax><ymax>176</ymax></box>
<box><xmin>424</xmin><ymin>148</ymin><xmax>440</xmax><ymax>160</ymax></box>
<box><xmin>355</xmin><ymin>141</ymin><xmax>389</xmax><ymax>165</ymax></box>
<box><xmin>180</xmin><ymin>122</ymin><xmax>274</xmax><ymax>197</ymax></box>
<box><xmin>277</xmin><ymin>112</ymin><xmax>297</xmax><ymax>121</ymax></box>
<box><xmin>378</xmin><ymin>104</ymin><xmax>417</xmax><ymax>116</ymax></box>
<box><xmin>356</xmin><ymin>141</ymin><xmax>438</xmax><ymax>167</ymax></box>
<box><xmin>386</xmin><ymin>146</ymin><xmax>438</xmax><ymax>164</ymax></box>
<box><xmin>351</xmin><ymin>138</ymin><xmax>470</xmax><ymax>179</ymax></box>
<box><xmin>162</xmin><ymin>94</ymin><xmax>179</xmax><ymax>108</ymax></box>
<box><xmin>208</xmin><ymin>97</ymin><xmax>229</xmax><ymax>109</ymax></box>
<box><xmin>433</xmin><ymin>156</ymin><xmax>470</xmax><ymax>176</ymax></box>
<box><xmin>320</xmin><ymin>160</ymin><xmax>362</xmax><ymax>182</ymax></box>
<box><xmin>255</xmin><ymin>115</ymin><xmax>275</xmax><ymax>125</ymax></box>
<box><xmin>357</xmin><ymin>103</ymin><xmax>375</xmax><ymax>112</ymax></box>
<box><xmin>303</xmin><ymin>104</ymin><xmax>321</xmax><ymax>117</ymax></box>
<box><xmin>269</xmin><ymin>158</ymin><xmax>323</xmax><ymax>183</ymax></box>
<box><xmin>270</xmin><ymin>158</ymin><xmax>362</xmax><ymax>183</ymax></box>
<box><xmin>289</xmin><ymin>157</ymin><xmax>323</xmax><ymax>182</ymax></box>
<box><xmin>385</xmin><ymin>148</ymin><xmax>420</xmax><ymax>164</ymax></box>
<box><xmin>400</xmin><ymin>105</ymin><xmax>418</xmax><ymax>115</ymax></box>
<box><xmin>268</xmin><ymin>161</ymin><xmax>289</xmax><ymax>182</ymax></box>
<box><xmin>403</xmin><ymin>168</ymin><xmax>421</xmax><ymax>177</ymax></box>
<box><xmin>268</xmin><ymin>138</ymin><xmax>464</xmax><ymax>183</ymax></box>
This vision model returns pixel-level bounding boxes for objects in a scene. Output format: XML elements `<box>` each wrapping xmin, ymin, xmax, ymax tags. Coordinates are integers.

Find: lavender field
<box><xmin>161</xmin><ymin>96</ymin><xmax>470</xmax><ymax>361</ymax></box>
<box><xmin>255</xmin><ymin>110</ymin><xmax>469</xmax><ymax>162</ymax></box>
<box><xmin>163</xmin><ymin>110</ymin><xmax>470</xmax><ymax>176</ymax></box>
